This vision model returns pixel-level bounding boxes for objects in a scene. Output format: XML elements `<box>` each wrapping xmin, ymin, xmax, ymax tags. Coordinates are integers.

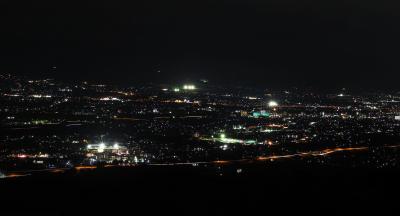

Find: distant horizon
<box><xmin>2</xmin><ymin>71</ymin><xmax>399</xmax><ymax>93</ymax></box>
<box><xmin>2</xmin><ymin>1</ymin><xmax>400</xmax><ymax>91</ymax></box>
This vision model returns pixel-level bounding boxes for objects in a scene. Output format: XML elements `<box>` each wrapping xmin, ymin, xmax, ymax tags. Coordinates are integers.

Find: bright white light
<box><xmin>247</xmin><ymin>97</ymin><xmax>258</xmax><ymax>100</ymax></box>
<box><xmin>100</xmin><ymin>97</ymin><xmax>120</xmax><ymax>101</ymax></box>
<box><xmin>31</xmin><ymin>94</ymin><xmax>52</xmax><ymax>98</ymax></box>
<box><xmin>97</xmin><ymin>143</ymin><xmax>106</xmax><ymax>153</ymax></box>
<box><xmin>183</xmin><ymin>85</ymin><xmax>196</xmax><ymax>90</ymax></box>
<box><xmin>220</xmin><ymin>134</ymin><xmax>226</xmax><ymax>139</ymax></box>
<box><xmin>87</xmin><ymin>145</ymin><xmax>92</xmax><ymax>149</ymax></box>
<box><xmin>173</xmin><ymin>88</ymin><xmax>180</xmax><ymax>92</ymax></box>
<box><xmin>113</xmin><ymin>143</ymin><xmax>119</xmax><ymax>149</ymax></box>
<box><xmin>268</xmin><ymin>101</ymin><xmax>278</xmax><ymax>107</ymax></box>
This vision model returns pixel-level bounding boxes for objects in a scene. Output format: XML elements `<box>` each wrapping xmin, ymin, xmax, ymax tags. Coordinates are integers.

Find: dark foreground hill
<box><xmin>1</xmin><ymin>164</ymin><xmax>400</xmax><ymax>215</ymax></box>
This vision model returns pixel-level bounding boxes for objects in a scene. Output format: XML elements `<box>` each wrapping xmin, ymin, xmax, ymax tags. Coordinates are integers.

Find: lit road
<box><xmin>4</xmin><ymin>145</ymin><xmax>399</xmax><ymax>178</ymax></box>
<box><xmin>4</xmin><ymin>168</ymin><xmax>70</xmax><ymax>178</ymax></box>
<box><xmin>149</xmin><ymin>146</ymin><xmax>382</xmax><ymax>166</ymax></box>
<box><xmin>257</xmin><ymin>147</ymin><xmax>368</xmax><ymax>161</ymax></box>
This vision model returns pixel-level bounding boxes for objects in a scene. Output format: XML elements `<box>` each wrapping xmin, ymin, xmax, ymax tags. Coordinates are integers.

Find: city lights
<box><xmin>2</xmin><ymin>72</ymin><xmax>400</xmax><ymax>182</ymax></box>
<box><xmin>100</xmin><ymin>97</ymin><xmax>121</xmax><ymax>101</ymax></box>
<box><xmin>31</xmin><ymin>94</ymin><xmax>52</xmax><ymax>98</ymax></box>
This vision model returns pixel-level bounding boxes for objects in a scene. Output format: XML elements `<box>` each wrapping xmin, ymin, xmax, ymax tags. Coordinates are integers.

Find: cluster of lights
<box><xmin>100</xmin><ymin>97</ymin><xmax>121</xmax><ymax>101</ymax></box>
<box><xmin>220</xmin><ymin>144</ymin><xmax>228</xmax><ymax>151</ymax></box>
<box><xmin>3</xmin><ymin>94</ymin><xmax>21</xmax><ymax>97</ymax></box>
<box><xmin>246</xmin><ymin>96</ymin><xmax>259</xmax><ymax>100</ymax></box>
<box><xmin>209</xmin><ymin>133</ymin><xmax>256</xmax><ymax>145</ymax></box>
<box><xmin>183</xmin><ymin>85</ymin><xmax>196</xmax><ymax>90</ymax></box>
<box><xmin>87</xmin><ymin>142</ymin><xmax>121</xmax><ymax>153</ymax></box>
<box><xmin>15</xmin><ymin>153</ymin><xmax>49</xmax><ymax>159</ymax></box>
<box><xmin>31</xmin><ymin>94</ymin><xmax>52</xmax><ymax>98</ymax></box>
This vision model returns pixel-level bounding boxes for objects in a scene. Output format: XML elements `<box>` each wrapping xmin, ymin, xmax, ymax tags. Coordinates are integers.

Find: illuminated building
<box><xmin>252</xmin><ymin>112</ymin><xmax>261</xmax><ymax>118</ymax></box>
<box><xmin>86</xmin><ymin>143</ymin><xmax>129</xmax><ymax>164</ymax></box>
<box><xmin>240</xmin><ymin>110</ymin><xmax>249</xmax><ymax>117</ymax></box>
<box><xmin>252</xmin><ymin>110</ymin><xmax>270</xmax><ymax>118</ymax></box>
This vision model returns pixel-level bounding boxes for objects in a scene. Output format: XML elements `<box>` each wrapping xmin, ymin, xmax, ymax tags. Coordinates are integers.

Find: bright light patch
<box><xmin>100</xmin><ymin>97</ymin><xmax>120</xmax><ymax>101</ymax></box>
<box><xmin>183</xmin><ymin>85</ymin><xmax>196</xmax><ymax>90</ymax></box>
<box><xmin>268</xmin><ymin>101</ymin><xmax>278</xmax><ymax>107</ymax></box>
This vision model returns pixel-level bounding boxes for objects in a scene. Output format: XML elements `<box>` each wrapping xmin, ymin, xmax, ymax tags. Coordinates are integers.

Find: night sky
<box><xmin>1</xmin><ymin>0</ymin><xmax>400</xmax><ymax>89</ymax></box>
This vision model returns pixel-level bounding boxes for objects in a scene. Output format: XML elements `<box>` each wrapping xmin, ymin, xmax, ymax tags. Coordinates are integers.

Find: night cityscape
<box><xmin>1</xmin><ymin>73</ymin><xmax>400</xmax><ymax>173</ymax></box>
<box><xmin>2</xmin><ymin>0</ymin><xmax>400</xmax><ymax>215</ymax></box>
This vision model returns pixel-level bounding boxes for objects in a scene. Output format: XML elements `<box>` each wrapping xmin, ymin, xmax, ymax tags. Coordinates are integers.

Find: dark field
<box><xmin>2</xmin><ymin>164</ymin><xmax>400</xmax><ymax>215</ymax></box>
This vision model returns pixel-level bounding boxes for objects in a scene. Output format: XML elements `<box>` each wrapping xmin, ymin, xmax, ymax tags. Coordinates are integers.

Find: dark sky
<box><xmin>1</xmin><ymin>0</ymin><xmax>400</xmax><ymax>89</ymax></box>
